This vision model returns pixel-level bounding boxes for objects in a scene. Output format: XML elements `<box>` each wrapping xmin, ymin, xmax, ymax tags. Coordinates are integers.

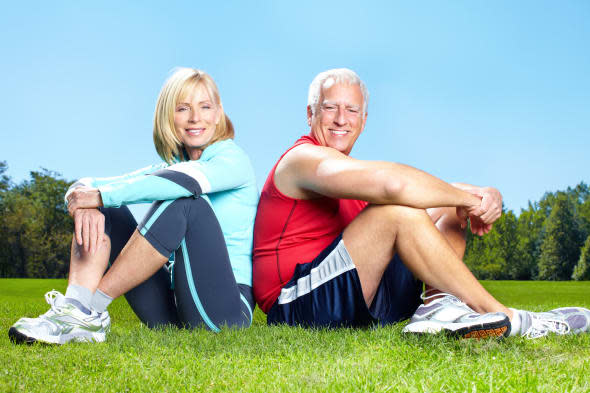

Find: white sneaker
<box><xmin>549</xmin><ymin>307</ymin><xmax>590</xmax><ymax>334</ymax></box>
<box><xmin>515</xmin><ymin>307</ymin><xmax>590</xmax><ymax>339</ymax></box>
<box><xmin>8</xmin><ymin>290</ymin><xmax>106</xmax><ymax>344</ymax></box>
<box><xmin>403</xmin><ymin>292</ymin><xmax>510</xmax><ymax>339</ymax></box>
<box><xmin>100</xmin><ymin>310</ymin><xmax>111</xmax><ymax>333</ymax></box>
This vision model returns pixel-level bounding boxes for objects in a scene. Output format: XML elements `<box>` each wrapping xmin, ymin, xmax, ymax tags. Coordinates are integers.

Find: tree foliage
<box><xmin>538</xmin><ymin>193</ymin><xmax>584</xmax><ymax>280</ymax></box>
<box><xmin>0</xmin><ymin>163</ymin><xmax>73</xmax><ymax>278</ymax></box>
<box><xmin>572</xmin><ymin>235</ymin><xmax>590</xmax><ymax>281</ymax></box>
<box><xmin>1</xmin><ymin>160</ymin><xmax>589</xmax><ymax>281</ymax></box>
<box><xmin>465</xmin><ymin>183</ymin><xmax>589</xmax><ymax>281</ymax></box>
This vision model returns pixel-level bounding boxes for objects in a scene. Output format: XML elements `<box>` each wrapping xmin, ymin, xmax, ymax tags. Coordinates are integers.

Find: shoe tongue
<box><xmin>64</xmin><ymin>298</ymin><xmax>92</xmax><ymax>315</ymax></box>
<box><xmin>520</xmin><ymin>311</ymin><xmax>533</xmax><ymax>333</ymax></box>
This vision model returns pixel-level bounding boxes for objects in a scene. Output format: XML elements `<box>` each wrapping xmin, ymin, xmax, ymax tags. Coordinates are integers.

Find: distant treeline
<box><xmin>465</xmin><ymin>182</ymin><xmax>590</xmax><ymax>281</ymax></box>
<box><xmin>0</xmin><ymin>161</ymin><xmax>73</xmax><ymax>278</ymax></box>
<box><xmin>1</xmin><ymin>160</ymin><xmax>589</xmax><ymax>280</ymax></box>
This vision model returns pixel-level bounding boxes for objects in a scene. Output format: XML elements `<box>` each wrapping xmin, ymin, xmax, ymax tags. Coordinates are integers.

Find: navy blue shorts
<box><xmin>267</xmin><ymin>234</ymin><xmax>422</xmax><ymax>328</ymax></box>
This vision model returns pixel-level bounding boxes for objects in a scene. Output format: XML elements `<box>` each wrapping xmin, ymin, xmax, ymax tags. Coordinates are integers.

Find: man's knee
<box><xmin>365</xmin><ymin>204</ymin><xmax>429</xmax><ymax>227</ymax></box>
<box><xmin>432</xmin><ymin>207</ymin><xmax>464</xmax><ymax>232</ymax></box>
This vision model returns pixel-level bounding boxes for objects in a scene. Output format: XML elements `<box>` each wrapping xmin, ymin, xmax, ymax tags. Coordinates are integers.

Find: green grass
<box><xmin>1</xmin><ymin>280</ymin><xmax>590</xmax><ymax>392</ymax></box>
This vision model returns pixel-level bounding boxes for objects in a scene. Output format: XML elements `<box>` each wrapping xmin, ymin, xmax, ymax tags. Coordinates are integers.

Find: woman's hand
<box><xmin>67</xmin><ymin>187</ymin><xmax>104</xmax><ymax>217</ymax></box>
<box><xmin>73</xmin><ymin>208</ymin><xmax>105</xmax><ymax>254</ymax></box>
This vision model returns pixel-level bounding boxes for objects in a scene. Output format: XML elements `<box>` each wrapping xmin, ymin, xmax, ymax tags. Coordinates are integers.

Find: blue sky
<box><xmin>1</xmin><ymin>1</ymin><xmax>589</xmax><ymax>219</ymax></box>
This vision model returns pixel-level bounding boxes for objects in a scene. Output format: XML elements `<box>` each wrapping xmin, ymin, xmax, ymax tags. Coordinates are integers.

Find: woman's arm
<box><xmin>97</xmin><ymin>141</ymin><xmax>255</xmax><ymax>207</ymax></box>
<box><xmin>64</xmin><ymin>163</ymin><xmax>168</xmax><ymax>205</ymax></box>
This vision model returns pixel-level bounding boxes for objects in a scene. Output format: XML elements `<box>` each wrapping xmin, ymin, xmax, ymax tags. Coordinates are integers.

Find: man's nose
<box><xmin>334</xmin><ymin>107</ymin><xmax>347</xmax><ymax>126</ymax></box>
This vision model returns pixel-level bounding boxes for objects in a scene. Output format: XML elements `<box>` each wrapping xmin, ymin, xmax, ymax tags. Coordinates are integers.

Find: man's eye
<box><xmin>348</xmin><ymin>108</ymin><xmax>359</xmax><ymax>113</ymax></box>
<box><xmin>323</xmin><ymin>105</ymin><xmax>336</xmax><ymax>111</ymax></box>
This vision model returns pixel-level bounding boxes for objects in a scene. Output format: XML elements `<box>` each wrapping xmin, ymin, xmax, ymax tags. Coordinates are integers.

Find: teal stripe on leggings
<box><xmin>240</xmin><ymin>294</ymin><xmax>253</xmax><ymax>327</ymax></box>
<box><xmin>180</xmin><ymin>238</ymin><xmax>220</xmax><ymax>333</ymax></box>
<box><xmin>140</xmin><ymin>200</ymin><xmax>174</xmax><ymax>236</ymax></box>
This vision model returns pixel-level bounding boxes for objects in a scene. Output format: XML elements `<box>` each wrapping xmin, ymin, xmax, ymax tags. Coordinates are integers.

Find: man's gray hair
<box><xmin>307</xmin><ymin>68</ymin><xmax>369</xmax><ymax>115</ymax></box>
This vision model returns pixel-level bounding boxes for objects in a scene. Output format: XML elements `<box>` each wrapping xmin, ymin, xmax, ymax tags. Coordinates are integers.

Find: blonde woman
<box><xmin>10</xmin><ymin>68</ymin><xmax>258</xmax><ymax>344</ymax></box>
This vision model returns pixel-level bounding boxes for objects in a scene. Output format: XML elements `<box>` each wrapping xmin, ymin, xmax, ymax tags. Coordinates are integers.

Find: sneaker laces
<box><xmin>524</xmin><ymin>313</ymin><xmax>571</xmax><ymax>339</ymax></box>
<box><xmin>421</xmin><ymin>290</ymin><xmax>465</xmax><ymax>306</ymax></box>
<box><xmin>40</xmin><ymin>290</ymin><xmax>66</xmax><ymax>318</ymax></box>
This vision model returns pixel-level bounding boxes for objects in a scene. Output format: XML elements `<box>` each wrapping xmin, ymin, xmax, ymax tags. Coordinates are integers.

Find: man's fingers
<box><xmin>481</xmin><ymin>208</ymin><xmax>501</xmax><ymax>224</ymax></box>
<box><xmin>480</xmin><ymin>211</ymin><xmax>495</xmax><ymax>224</ymax></box>
<box><xmin>456</xmin><ymin>207</ymin><xmax>468</xmax><ymax>229</ymax></box>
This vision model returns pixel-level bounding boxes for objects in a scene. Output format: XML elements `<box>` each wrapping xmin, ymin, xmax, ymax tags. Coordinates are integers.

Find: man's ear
<box><xmin>307</xmin><ymin>105</ymin><xmax>313</xmax><ymax>127</ymax></box>
<box><xmin>360</xmin><ymin>111</ymin><xmax>368</xmax><ymax>133</ymax></box>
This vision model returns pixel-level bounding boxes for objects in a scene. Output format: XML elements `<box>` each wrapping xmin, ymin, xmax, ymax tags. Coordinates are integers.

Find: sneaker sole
<box><xmin>8</xmin><ymin>327</ymin><xmax>41</xmax><ymax>344</ymax></box>
<box><xmin>8</xmin><ymin>327</ymin><xmax>106</xmax><ymax>345</ymax></box>
<box><xmin>404</xmin><ymin>315</ymin><xmax>511</xmax><ymax>339</ymax></box>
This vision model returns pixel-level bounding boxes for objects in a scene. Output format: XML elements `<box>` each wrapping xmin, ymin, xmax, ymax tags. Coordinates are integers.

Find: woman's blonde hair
<box><xmin>153</xmin><ymin>68</ymin><xmax>234</xmax><ymax>164</ymax></box>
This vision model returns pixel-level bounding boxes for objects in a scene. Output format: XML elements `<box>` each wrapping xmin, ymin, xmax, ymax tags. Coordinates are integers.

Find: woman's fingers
<box><xmin>74</xmin><ymin>210</ymin><xmax>83</xmax><ymax>246</ymax></box>
<box><xmin>73</xmin><ymin>209</ymin><xmax>105</xmax><ymax>254</ymax></box>
<box><xmin>83</xmin><ymin>213</ymin><xmax>90</xmax><ymax>252</ymax></box>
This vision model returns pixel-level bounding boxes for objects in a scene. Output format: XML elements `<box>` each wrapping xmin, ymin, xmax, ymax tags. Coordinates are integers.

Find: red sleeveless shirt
<box><xmin>252</xmin><ymin>135</ymin><xmax>368</xmax><ymax>313</ymax></box>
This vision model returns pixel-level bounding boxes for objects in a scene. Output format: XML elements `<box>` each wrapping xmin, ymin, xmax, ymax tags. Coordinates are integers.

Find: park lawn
<box><xmin>1</xmin><ymin>279</ymin><xmax>589</xmax><ymax>393</ymax></box>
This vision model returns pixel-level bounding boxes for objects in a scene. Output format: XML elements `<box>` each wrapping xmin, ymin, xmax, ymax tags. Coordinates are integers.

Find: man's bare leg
<box><xmin>428</xmin><ymin>207</ymin><xmax>467</xmax><ymax>258</ymax></box>
<box><xmin>342</xmin><ymin>204</ymin><xmax>513</xmax><ymax>320</ymax></box>
<box><xmin>422</xmin><ymin>207</ymin><xmax>468</xmax><ymax>301</ymax></box>
<box><xmin>97</xmin><ymin>230</ymin><xmax>168</xmax><ymax>299</ymax></box>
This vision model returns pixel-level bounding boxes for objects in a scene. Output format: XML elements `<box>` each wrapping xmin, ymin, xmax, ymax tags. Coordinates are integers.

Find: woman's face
<box><xmin>174</xmin><ymin>84</ymin><xmax>221</xmax><ymax>160</ymax></box>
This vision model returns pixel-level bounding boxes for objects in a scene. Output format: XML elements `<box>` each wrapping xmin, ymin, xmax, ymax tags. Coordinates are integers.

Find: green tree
<box><xmin>0</xmin><ymin>161</ymin><xmax>10</xmax><ymax>192</ymax></box>
<box><xmin>0</xmin><ymin>167</ymin><xmax>73</xmax><ymax>278</ymax></box>
<box><xmin>538</xmin><ymin>193</ymin><xmax>584</xmax><ymax>280</ymax></box>
<box><xmin>572</xmin><ymin>235</ymin><xmax>590</xmax><ymax>280</ymax></box>
<box><xmin>514</xmin><ymin>202</ymin><xmax>546</xmax><ymax>279</ymax></box>
<box><xmin>464</xmin><ymin>209</ymin><xmax>521</xmax><ymax>280</ymax></box>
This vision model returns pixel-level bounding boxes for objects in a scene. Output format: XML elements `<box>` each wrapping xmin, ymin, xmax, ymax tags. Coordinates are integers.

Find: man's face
<box><xmin>308</xmin><ymin>82</ymin><xmax>367</xmax><ymax>155</ymax></box>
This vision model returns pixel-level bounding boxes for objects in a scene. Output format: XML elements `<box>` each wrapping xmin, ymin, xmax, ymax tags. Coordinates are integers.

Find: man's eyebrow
<box><xmin>321</xmin><ymin>100</ymin><xmax>361</xmax><ymax>109</ymax></box>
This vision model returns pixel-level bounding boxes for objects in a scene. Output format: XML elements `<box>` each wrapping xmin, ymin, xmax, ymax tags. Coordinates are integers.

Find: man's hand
<box><xmin>73</xmin><ymin>208</ymin><xmax>105</xmax><ymax>254</ymax></box>
<box><xmin>456</xmin><ymin>186</ymin><xmax>502</xmax><ymax>236</ymax></box>
<box><xmin>476</xmin><ymin>187</ymin><xmax>503</xmax><ymax>224</ymax></box>
<box><xmin>67</xmin><ymin>187</ymin><xmax>103</xmax><ymax>217</ymax></box>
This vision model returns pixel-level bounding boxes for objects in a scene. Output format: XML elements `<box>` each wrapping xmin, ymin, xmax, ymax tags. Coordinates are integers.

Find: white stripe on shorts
<box><xmin>277</xmin><ymin>239</ymin><xmax>356</xmax><ymax>305</ymax></box>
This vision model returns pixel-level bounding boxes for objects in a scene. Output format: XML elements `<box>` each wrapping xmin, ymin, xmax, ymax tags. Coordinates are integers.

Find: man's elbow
<box><xmin>383</xmin><ymin>177</ymin><xmax>406</xmax><ymax>203</ymax></box>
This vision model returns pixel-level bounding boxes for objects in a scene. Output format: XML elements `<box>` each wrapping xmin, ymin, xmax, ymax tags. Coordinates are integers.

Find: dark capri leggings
<box><xmin>101</xmin><ymin>197</ymin><xmax>254</xmax><ymax>332</ymax></box>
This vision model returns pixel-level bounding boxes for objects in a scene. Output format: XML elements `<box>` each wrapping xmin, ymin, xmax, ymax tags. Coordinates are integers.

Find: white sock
<box><xmin>65</xmin><ymin>284</ymin><xmax>93</xmax><ymax>311</ymax></box>
<box><xmin>90</xmin><ymin>289</ymin><xmax>113</xmax><ymax>314</ymax></box>
<box><xmin>509</xmin><ymin>308</ymin><xmax>522</xmax><ymax>336</ymax></box>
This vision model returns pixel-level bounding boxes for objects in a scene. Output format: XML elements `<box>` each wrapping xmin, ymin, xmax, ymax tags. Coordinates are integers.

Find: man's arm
<box><xmin>277</xmin><ymin>144</ymin><xmax>484</xmax><ymax>212</ymax></box>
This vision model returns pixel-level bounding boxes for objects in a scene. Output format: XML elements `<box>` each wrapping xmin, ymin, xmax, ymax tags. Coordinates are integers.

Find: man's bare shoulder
<box><xmin>275</xmin><ymin>144</ymin><xmax>345</xmax><ymax>199</ymax></box>
<box><xmin>278</xmin><ymin>143</ymin><xmax>343</xmax><ymax>171</ymax></box>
